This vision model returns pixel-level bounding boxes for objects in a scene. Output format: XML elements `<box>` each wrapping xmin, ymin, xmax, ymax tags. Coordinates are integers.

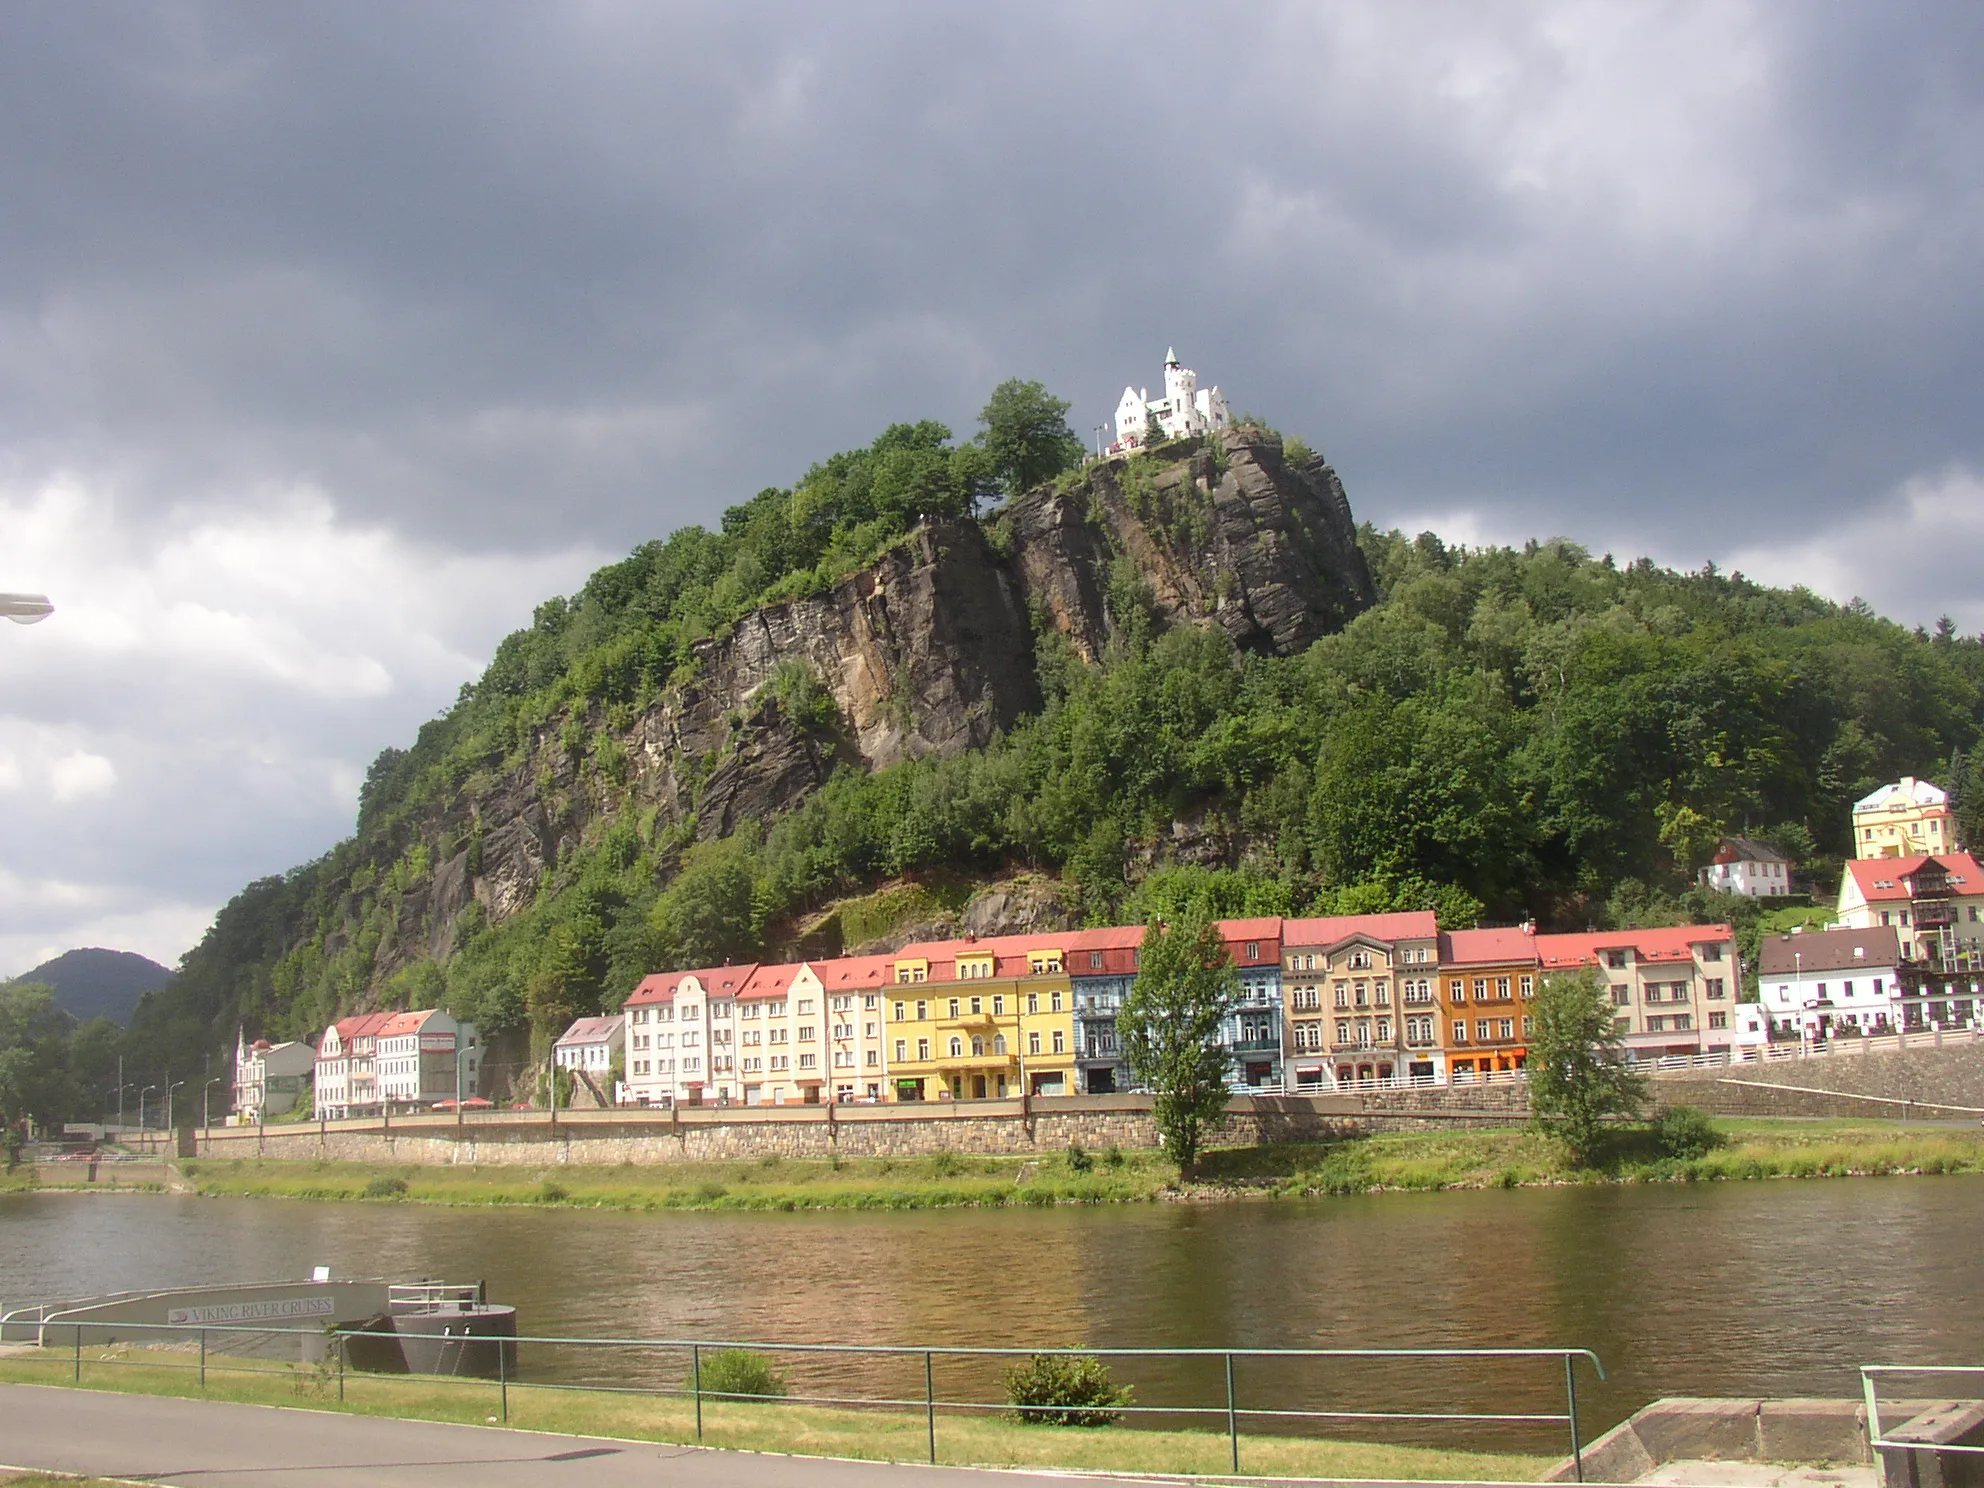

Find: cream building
<box><xmin>1853</xmin><ymin>777</ymin><xmax>1958</xmax><ymax>859</ymax></box>
<box><xmin>1836</xmin><ymin>853</ymin><xmax>1984</xmax><ymax>966</ymax></box>
<box><xmin>1535</xmin><ymin>926</ymin><xmax>1741</xmax><ymax>1058</ymax></box>
<box><xmin>1281</xmin><ymin>911</ymin><xmax>1441</xmax><ymax>1089</ymax></box>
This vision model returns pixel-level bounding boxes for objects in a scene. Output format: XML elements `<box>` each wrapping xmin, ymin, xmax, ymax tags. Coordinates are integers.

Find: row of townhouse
<box><xmin>615</xmin><ymin>915</ymin><xmax>1742</xmax><ymax>1106</ymax></box>
<box><xmin>307</xmin><ymin>1008</ymin><xmax>481</xmax><ymax>1120</ymax></box>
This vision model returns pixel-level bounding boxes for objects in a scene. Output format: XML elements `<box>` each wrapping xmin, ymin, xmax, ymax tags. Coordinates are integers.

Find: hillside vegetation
<box><xmin>107</xmin><ymin>401</ymin><xmax>1984</xmax><ymax>1093</ymax></box>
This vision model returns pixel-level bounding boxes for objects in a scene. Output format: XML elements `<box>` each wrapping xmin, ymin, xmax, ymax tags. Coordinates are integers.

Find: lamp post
<box><xmin>0</xmin><ymin>593</ymin><xmax>53</xmax><ymax>625</ymax></box>
<box><xmin>165</xmin><ymin>1079</ymin><xmax>186</xmax><ymax>1133</ymax></box>
<box><xmin>202</xmin><ymin>1077</ymin><xmax>224</xmax><ymax>1131</ymax></box>
<box><xmin>140</xmin><ymin>1084</ymin><xmax>158</xmax><ymax>1129</ymax></box>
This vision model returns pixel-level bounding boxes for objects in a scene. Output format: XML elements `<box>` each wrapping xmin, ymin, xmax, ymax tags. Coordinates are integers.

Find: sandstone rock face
<box><xmin>359</xmin><ymin>429</ymin><xmax>1372</xmax><ymax>984</ymax></box>
<box><xmin>999</xmin><ymin>429</ymin><xmax>1374</xmax><ymax>660</ymax></box>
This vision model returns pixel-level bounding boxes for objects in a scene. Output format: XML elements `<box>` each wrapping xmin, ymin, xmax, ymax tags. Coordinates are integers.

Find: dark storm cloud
<box><xmin>4</xmin><ymin>1</ymin><xmax>1965</xmax><ymax>558</ymax></box>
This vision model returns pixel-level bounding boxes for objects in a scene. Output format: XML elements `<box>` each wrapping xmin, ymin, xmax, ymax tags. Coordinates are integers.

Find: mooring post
<box><xmin>1225</xmin><ymin>1352</ymin><xmax>1239</xmax><ymax>1474</ymax></box>
<box><xmin>1566</xmin><ymin>1353</ymin><xmax>1584</xmax><ymax>1483</ymax></box>
<box><xmin>692</xmin><ymin>1343</ymin><xmax>703</xmax><ymax>1440</ymax></box>
<box><xmin>498</xmin><ymin>1333</ymin><xmax>508</xmax><ymax>1421</ymax></box>
<box><xmin>338</xmin><ymin>1332</ymin><xmax>346</xmax><ymax>1402</ymax></box>
<box><xmin>73</xmin><ymin>1327</ymin><xmax>81</xmax><ymax>1382</ymax></box>
<box><xmin>925</xmin><ymin>1350</ymin><xmax>936</xmax><ymax>1463</ymax></box>
<box><xmin>199</xmin><ymin>1328</ymin><xmax>207</xmax><ymax>1388</ymax></box>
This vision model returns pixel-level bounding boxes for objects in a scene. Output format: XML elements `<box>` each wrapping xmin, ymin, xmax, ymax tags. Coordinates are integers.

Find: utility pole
<box><xmin>116</xmin><ymin>1055</ymin><xmax>124</xmax><ymax>1133</ymax></box>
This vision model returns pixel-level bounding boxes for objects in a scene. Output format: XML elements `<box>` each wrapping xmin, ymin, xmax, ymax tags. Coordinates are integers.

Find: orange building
<box><xmin>1436</xmin><ymin>927</ymin><xmax>1540</xmax><ymax>1080</ymax></box>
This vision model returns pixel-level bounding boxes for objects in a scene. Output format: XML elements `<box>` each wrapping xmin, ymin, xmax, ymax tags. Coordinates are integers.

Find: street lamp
<box><xmin>165</xmin><ymin>1079</ymin><xmax>187</xmax><ymax>1132</ymax></box>
<box><xmin>0</xmin><ymin>593</ymin><xmax>53</xmax><ymax>625</ymax></box>
<box><xmin>140</xmin><ymin>1084</ymin><xmax>159</xmax><ymax>1129</ymax></box>
<box><xmin>203</xmin><ymin>1077</ymin><xmax>225</xmax><ymax>1131</ymax></box>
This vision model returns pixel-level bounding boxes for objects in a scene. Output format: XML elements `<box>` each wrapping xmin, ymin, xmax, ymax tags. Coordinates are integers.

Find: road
<box><xmin>0</xmin><ymin>1383</ymin><xmax>1224</xmax><ymax>1486</ymax></box>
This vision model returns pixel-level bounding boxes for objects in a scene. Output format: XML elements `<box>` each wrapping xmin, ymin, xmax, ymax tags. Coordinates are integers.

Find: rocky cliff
<box><xmin>340</xmin><ymin>429</ymin><xmax>1372</xmax><ymax>987</ymax></box>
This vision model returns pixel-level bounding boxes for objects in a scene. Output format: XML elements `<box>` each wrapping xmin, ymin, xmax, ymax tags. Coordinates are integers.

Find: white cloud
<box><xmin>1727</xmin><ymin>465</ymin><xmax>1984</xmax><ymax>633</ymax></box>
<box><xmin>49</xmin><ymin>750</ymin><xmax>116</xmax><ymax>803</ymax></box>
<box><xmin>0</xmin><ymin>470</ymin><xmax>607</xmax><ymax>968</ymax></box>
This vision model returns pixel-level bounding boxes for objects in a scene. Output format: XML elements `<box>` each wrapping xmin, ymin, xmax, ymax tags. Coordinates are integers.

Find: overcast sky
<box><xmin>4</xmin><ymin>1</ymin><xmax>1983</xmax><ymax>976</ymax></box>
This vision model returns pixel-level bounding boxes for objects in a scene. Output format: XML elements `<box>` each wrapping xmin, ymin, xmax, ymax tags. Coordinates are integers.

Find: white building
<box><xmin>375</xmin><ymin>1009</ymin><xmax>479</xmax><ymax>1108</ymax></box>
<box><xmin>313</xmin><ymin>1010</ymin><xmax>392</xmax><ymax>1119</ymax></box>
<box><xmin>1729</xmin><ymin>1001</ymin><xmax>1771</xmax><ymax>1051</ymax></box>
<box><xmin>1109</xmin><ymin>349</ymin><xmax>1232</xmax><ymax>454</ymax></box>
<box><xmin>554</xmin><ymin>1014</ymin><xmax>624</xmax><ymax>1080</ymax></box>
<box><xmin>1755</xmin><ymin>926</ymin><xmax>1902</xmax><ymax>1038</ymax></box>
<box><xmin>621</xmin><ymin>960</ymin><xmax>892</xmax><ymax>1108</ymax></box>
<box><xmin>1836</xmin><ymin>853</ymin><xmax>1984</xmax><ymax>964</ymax></box>
<box><xmin>232</xmin><ymin>1032</ymin><xmax>316</xmax><ymax>1124</ymax></box>
<box><xmin>1699</xmin><ymin>836</ymin><xmax>1793</xmax><ymax>898</ymax></box>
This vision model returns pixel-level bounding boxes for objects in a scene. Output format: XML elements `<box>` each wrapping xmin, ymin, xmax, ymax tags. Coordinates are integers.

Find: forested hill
<box><xmin>125</xmin><ymin>404</ymin><xmax>1984</xmax><ymax>1089</ymax></box>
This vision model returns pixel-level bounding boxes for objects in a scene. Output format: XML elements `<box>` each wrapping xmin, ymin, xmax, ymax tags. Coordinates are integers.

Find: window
<box><xmin>1612</xmin><ymin>985</ymin><xmax>1630</xmax><ymax>1006</ymax></box>
<box><xmin>864</xmin><ymin>994</ymin><xmax>879</xmax><ymax>1009</ymax></box>
<box><xmin>1705</xmin><ymin>978</ymin><xmax>1725</xmax><ymax>999</ymax></box>
<box><xmin>1644</xmin><ymin>984</ymin><xmax>1663</xmax><ymax>1004</ymax></box>
<box><xmin>1452</xmin><ymin>1022</ymin><xmax>1469</xmax><ymax>1043</ymax></box>
<box><xmin>969</xmin><ymin>997</ymin><xmax>982</xmax><ymax>1015</ymax></box>
<box><xmin>917</xmin><ymin>1039</ymin><xmax>929</xmax><ymax>1060</ymax></box>
<box><xmin>1247</xmin><ymin>942</ymin><xmax>1260</xmax><ymax>961</ymax></box>
<box><xmin>971</xmin><ymin>1036</ymin><xmax>984</xmax><ymax>1056</ymax></box>
<box><xmin>1522</xmin><ymin>1017</ymin><xmax>1533</xmax><ymax>1037</ymax></box>
<box><xmin>1049</xmin><ymin>1030</ymin><xmax>1064</xmax><ymax>1054</ymax></box>
<box><xmin>895</xmin><ymin>1040</ymin><xmax>907</xmax><ymax>1062</ymax></box>
<box><xmin>1375</xmin><ymin>982</ymin><xmax>1391</xmax><ymax>1007</ymax></box>
<box><xmin>1349</xmin><ymin>950</ymin><xmax>1371</xmax><ymax>969</ymax></box>
<box><xmin>867</xmin><ymin>1050</ymin><xmax>880</xmax><ymax>1066</ymax></box>
<box><xmin>1476</xmin><ymin>1019</ymin><xmax>1492</xmax><ymax>1041</ymax></box>
<box><xmin>994</xmin><ymin>1034</ymin><xmax>1007</xmax><ymax>1055</ymax></box>
<box><xmin>1028</xmin><ymin>1031</ymin><xmax>1042</xmax><ymax>1055</ymax></box>
<box><xmin>948</xmin><ymin>999</ymin><xmax>960</xmax><ymax>1018</ymax></box>
<box><xmin>1499</xmin><ymin>1019</ymin><xmax>1514</xmax><ymax>1040</ymax></box>
<box><xmin>799</xmin><ymin>1053</ymin><xmax>816</xmax><ymax>1069</ymax></box>
<box><xmin>1375</xmin><ymin>1019</ymin><xmax>1391</xmax><ymax>1042</ymax></box>
<box><xmin>948</xmin><ymin>1037</ymin><xmax>963</xmax><ymax>1057</ymax></box>
<box><xmin>1051</xmin><ymin>992</ymin><xmax>1063</xmax><ymax>1012</ymax></box>
<box><xmin>1708</xmin><ymin>1011</ymin><xmax>1728</xmax><ymax>1029</ymax></box>
<box><xmin>1334</xmin><ymin>984</ymin><xmax>1350</xmax><ymax>1008</ymax></box>
<box><xmin>992</xmin><ymin>995</ymin><xmax>1004</xmax><ymax>1015</ymax></box>
<box><xmin>1472</xmin><ymin>978</ymin><xmax>1487</xmax><ymax>1000</ymax></box>
<box><xmin>798</xmin><ymin>1026</ymin><xmax>816</xmax><ymax>1042</ymax></box>
<box><xmin>1606</xmin><ymin>949</ymin><xmax>1628</xmax><ymax>968</ymax></box>
<box><xmin>1027</xmin><ymin>993</ymin><xmax>1039</xmax><ymax>1014</ymax></box>
<box><xmin>1090</xmin><ymin>951</ymin><xmax>1104</xmax><ymax>969</ymax></box>
<box><xmin>1702</xmin><ymin>945</ymin><xmax>1723</xmax><ymax>962</ymax></box>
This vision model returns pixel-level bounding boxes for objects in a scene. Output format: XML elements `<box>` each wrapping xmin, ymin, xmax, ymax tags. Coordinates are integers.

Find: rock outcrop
<box><xmin>361</xmin><ymin>428</ymin><xmax>1373</xmax><ymax>979</ymax></box>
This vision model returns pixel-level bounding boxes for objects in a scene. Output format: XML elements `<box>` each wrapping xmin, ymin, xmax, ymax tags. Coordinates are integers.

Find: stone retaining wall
<box><xmin>192</xmin><ymin>1092</ymin><xmax>1524</xmax><ymax>1167</ymax></box>
<box><xmin>1654</xmin><ymin>1041</ymin><xmax>1984</xmax><ymax>1119</ymax></box>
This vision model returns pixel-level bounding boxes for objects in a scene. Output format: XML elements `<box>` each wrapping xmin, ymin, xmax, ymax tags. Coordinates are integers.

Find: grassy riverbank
<box><xmin>0</xmin><ymin>1348</ymin><xmax>1554</xmax><ymax>1482</ymax></box>
<box><xmin>5</xmin><ymin>1117</ymin><xmax>1971</xmax><ymax>1210</ymax></box>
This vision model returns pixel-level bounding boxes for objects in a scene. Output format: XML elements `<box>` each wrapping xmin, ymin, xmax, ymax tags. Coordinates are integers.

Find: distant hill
<box><xmin>9</xmin><ymin>947</ymin><xmax>174</xmax><ymax>1025</ymax></box>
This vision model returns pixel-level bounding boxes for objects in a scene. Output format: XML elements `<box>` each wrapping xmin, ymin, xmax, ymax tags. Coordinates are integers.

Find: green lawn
<box><xmin>0</xmin><ymin>1348</ymin><xmax>1553</xmax><ymax>1482</ymax></box>
<box><xmin>9</xmin><ymin>1117</ymin><xmax>1980</xmax><ymax>1212</ymax></box>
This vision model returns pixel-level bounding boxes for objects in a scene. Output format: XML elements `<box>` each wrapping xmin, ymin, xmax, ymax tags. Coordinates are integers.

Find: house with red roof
<box><xmin>1836</xmin><ymin>853</ymin><xmax>1984</xmax><ymax>968</ymax></box>
<box><xmin>1436</xmin><ymin>926</ymin><xmax>1542</xmax><ymax>1082</ymax></box>
<box><xmin>621</xmin><ymin>964</ymin><xmax>756</xmax><ymax>1105</ymax></box>
<box><xmin>313</xmin><ymin>1010</ymin><xmax>394</xmax><ymax>1118</ymax></box>
<box><xmin>1282</xmin><ymin>912</ymin><xmax>1439</xmax><ymax>1088</ymax></box>
<box><xmin>1533</xmin><ymin>924</ymin><xmax>1740</xmax><ymax>1058</ymax></box>
<box><xmin>374</xmin><ymin>1008</ymin><xmax>480</xmax><ymax>1109</ymax></box>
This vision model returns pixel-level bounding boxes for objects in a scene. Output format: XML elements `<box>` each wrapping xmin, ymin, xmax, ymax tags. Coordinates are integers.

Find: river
<box><xmin>5</xmin><ymin>1177</ymin><xmax>1981</xmax><ymax>1448</ymax></box>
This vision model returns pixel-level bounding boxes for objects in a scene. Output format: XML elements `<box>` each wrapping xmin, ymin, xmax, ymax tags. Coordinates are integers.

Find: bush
<box><xmin>690</xmin><ymin>1348</ymin><xmax>787</xmax><ymax>1400</ymax></box>
<box><xmin>362</xmin><ymin>1175</ymin><xmax>408</xmax><ymax>1199</ymax></box>
<box><xmin>1102</xmin><ymin>1145</ymin><xmax>1125</xmax><ymax>1169</ymax></box>
<box><xmin>1066</xmin><ymin>1142</ymin><xmax>1093</xmax><ymax>1172</ymax></box>
<box><xmin>1002</xmin><ymin>1351</ymin><xmax>1132</xmax><ymax>1427</ymax></box>
<box><xmin>536</xmin><ymin>1180</ymin><xmax>569</xmax><ymax>1203</ymax></box>
<box><xmin>1651</xmin><ymin>1105</ymin><xmax>1724</xmax><ymax>1161</ymax></box>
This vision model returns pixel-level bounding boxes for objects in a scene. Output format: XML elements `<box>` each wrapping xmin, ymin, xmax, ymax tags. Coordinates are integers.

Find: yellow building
<box><xmin>1854</xmin><ymin>776</ymin><xmax>1958</xmax><ymax>860</ymax></box>
<box><xmin>884</xmin><ymin>937</ymin><xmax>1080</xmax><ymax>1102</ymax></box>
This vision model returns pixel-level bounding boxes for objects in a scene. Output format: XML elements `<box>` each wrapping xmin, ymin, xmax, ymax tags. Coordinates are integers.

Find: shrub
<box><xmin>695</xmin><ymin>1181</ymin><xmax>728</xmax><ymax>1202</ymax></box>
<box><xmin>1066</xmin><ymin>1142</ymin><xmax>1093</xmax><ymax>1172</ymax></box>
<box><xmin>536</xmin><ymin>1180</ymin><xmax>569</xmax><ymax>1203</ymax></box>
<box><xmin>1002</xmin><ymin>1351</ymin><xmax>1132</xmax><ymax>1427</ymax></box>
<box><xmin>690</xmin><ymin>1348</ymin><xmax>787</xmax><ymax>1401</ymax></box>
<box><xmin>363</xmin><ymin>1175</ymin><xmax>409</xmax><ymax>1199</ymax></box>
<box><xmin>1651</xmin><ymin>1105</ymin><xmax>1724</xmax><ymax>1161</ymax></box>
<box><xmin>1102</xmin><ymin>1145</ymin><xmax>1125</xmax><ymax>1169</ymax></box>
<box><xmin>929</xmin><ymin>1150</ymin><xmax>961</xmax><ymax>1178</ymax></box>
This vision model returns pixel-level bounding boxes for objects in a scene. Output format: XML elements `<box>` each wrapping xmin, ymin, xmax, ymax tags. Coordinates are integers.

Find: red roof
<box><xmin>737</xmin><ymin>963</ymin><xmax>805</xmax><ymax>1001</ymax></box>
<box><xmin>1283</xmin><ymin>911</ymin><xmax>1440</xmax><ymax>949</ymax></box>
<box><xmin>1534</xmin><ymin>925</ymin><xmax>1735</xmax><ymax>969</ymax></box>
<box><xmin>1844</xmin><ymin>853</ymin><xmax>1983</xmax><ymax>902</ymax></box>
<box><xmin>378</xmin><ymin>1009</ymin><xmax>444</xmax><ymax>1037</ymax></box>
<box><xmin>813</xmin><ymin>953</ymin><xmax>896</xmax><ymax>990</ymax></box>
<box><xmin>625</xmin><ymin>964</ymin><xmax>759</xmax><ymax>1007</ymax></box>
<box><xmin>317</xmin><ymin>1010</ymin><xmax>394</xmax><ymax>1061</ymax></box>
<box><xmin>1439</xmin><ymin>926</ymin><xmax>1541</xmax><ymax>968</ymax></box>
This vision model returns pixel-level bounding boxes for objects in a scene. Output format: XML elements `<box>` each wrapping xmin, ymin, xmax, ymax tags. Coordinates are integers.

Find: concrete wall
<box><xmin>1654</xmin><ymin>1041</ymin><xmax>1984</xmax><ymax>1119</ymax></box>
<box><xmin>191</xmin><ymin>1090</ymin><xmax>1528</xmax><ymax>1168</ymax></box>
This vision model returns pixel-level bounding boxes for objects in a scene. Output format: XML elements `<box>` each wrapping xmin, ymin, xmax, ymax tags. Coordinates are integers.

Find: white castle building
<box><xmin>1110</xmin><ymin>348</ymin><xmax>1233</xmax><ymax>455</ymax></box>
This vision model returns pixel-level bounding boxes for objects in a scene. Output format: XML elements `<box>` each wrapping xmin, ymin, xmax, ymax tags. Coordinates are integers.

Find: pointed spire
<box><xmin>1165</xmin><ymin>346</ymin><xmax>1179</xmax><ymax>365</ymax></box>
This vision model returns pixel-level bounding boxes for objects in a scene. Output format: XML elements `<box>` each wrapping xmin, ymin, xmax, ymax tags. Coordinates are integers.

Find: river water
<box><xmin>5</xmin><ymin>1177</ymin><xmax>1981</xmax><ymax>1448</ymax></box>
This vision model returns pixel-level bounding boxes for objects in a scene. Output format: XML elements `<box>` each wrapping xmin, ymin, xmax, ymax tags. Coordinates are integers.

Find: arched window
<box><xmin>993</xmin><ymin>1035</ymin><xmax>1007</xmax><ymax>1055</ymax></box>
<box><xmin>972</xmin><ymin>1036</ymin><xmax>985</xmax><ymax>1056</ymax></box>
<box><xmin>948</xmin><ymin>1037</ymin><xmax>963</xmax><ymax>1058</ymax></box>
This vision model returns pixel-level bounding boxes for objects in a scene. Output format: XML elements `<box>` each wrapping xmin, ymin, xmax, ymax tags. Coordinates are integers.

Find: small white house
<box><xmin>1109</xmin><ymin>349</ymin><xmax>1233</xmax><ymax>454</ymax></box>
<box><xmin>374</xmin><ymin>1009</ymin><xmax>480</xmax><ymax>1108</ymax></box>
<box><xmin>1699</xmin><ymin>837</ymin><xmax>1793</xmax><ymax>898</ymax></box>
<box><xmin>554</xmin><ymin>1014</ymin><xmax>624</xmax><ymax>1077</ymax></box>
<box><xmin>232</xmin><ymin>1032</ymin><xmax>316</xmax><ymax>1124</ymax></box>
<box><xmin>1755</xmin><ymin>926</ymin><xmax>1902</xmax><ymax>1038</ymax></box>
<box><xmin>1729</xmin><ymin>1002</ymin><xmax>1771</xmax><ymax>1052</ymax></box>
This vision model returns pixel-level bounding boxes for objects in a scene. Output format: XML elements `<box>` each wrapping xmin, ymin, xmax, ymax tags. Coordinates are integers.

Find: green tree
<box><xmin>0</xmin><ymin>982</ymin><xmax>77</xmax><ymax>1146</ymax></box>
<box><xmin>1527</xmin><ymin>967</ymin><xmax>1647</xmax><ymax>1165</ymax></box>
<box><xmin>1118</xmin><ymin>911</ymin><xmax>1236</xmax><ymax>1176</ymax></box>
<box><xmin>978</xmin><ymin>379</ymin><xmax>1082</xmax><ymax>499</ymax></box>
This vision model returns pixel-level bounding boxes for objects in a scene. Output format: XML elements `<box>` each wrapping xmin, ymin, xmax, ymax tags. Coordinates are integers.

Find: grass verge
<box><xmin>0</xmin><ymin>1348</ymin><xmax>1552</xmax><ymax>1482</ymax></box>
<box><xmin>10</xmin><ymin>1118</ymin><xmax>1981</xmax><ymax>1211</ymax></box>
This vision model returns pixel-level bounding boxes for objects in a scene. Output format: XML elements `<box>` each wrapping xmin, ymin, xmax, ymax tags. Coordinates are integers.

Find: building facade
<box><xmin>232</xmin><ymin>1033</ymin><xmax>315</xmax><ymax>1124</ymax></box>
<box><xmin>374</xmin><ymin>1009</ymin><xmax>480</xmax><ymax>1109</ymax></box>
<box><xmin>621</xmin><ymin>965</ymin><xmax>758</xmax><ymax>1106</ymax></box>
<box><xmin>1699</xmin><ymin>837</ymin><xmax>1793</xmax><ymax>898</ymax></box>
<box><xmin>1282</xmin><ymin>912</ymin><xmax>1440</xmax><ymax>1088</ymax></box>
<box><xmin>1755</xmin><ymin>926</ymin><xmax>1902</xmax><ymax>1038</ymax></box>
<box><xmin>1837</xmin><ymin>854</ymin><xmax>1984</xmax><ymax>966</ymax></box>
<box><xmin>312</xmin><ymin>1011</ymin><xmax>393</xmax><ymax>1119</ymax></box>
<box><xmin>886</xmin><ymin>936</ymin><xmax>1079</xmax><ymax>1101</ymax></box>
<box><xmin>1534</xmin><ymin>925</ymin><xmax>1741</xmax><ymax>1059</ymax></box>
<box><xmin>1109</xmin><ymin>349</ymin><xmax>1233</xmax><ymax>454</ymax></box>
<box><xmin>553</xmin><ymin>1014</ymin><xmax>624</xmax><ymax>1099</ymax></box>
<box><xmin>1853</xmin><ymin>777</ymin><xmax>1958</xmax><ymax>859</ymax></box>
<box><xmin>1437</xmin><ymin>926</ymin><xmax>1541</xmax><ymax>1080</ymax></box>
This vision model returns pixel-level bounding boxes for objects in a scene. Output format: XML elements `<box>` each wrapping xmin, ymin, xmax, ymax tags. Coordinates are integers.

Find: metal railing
<box><xmin>1862</xmin><ymin>1365</ymin><xmax>1984</xmax><ymax>1460</ymax></box>
<box><xmin>13</xmin><ymin>1318</ymin><xmax>1606</xmax><ymax>1480</ymax></box>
